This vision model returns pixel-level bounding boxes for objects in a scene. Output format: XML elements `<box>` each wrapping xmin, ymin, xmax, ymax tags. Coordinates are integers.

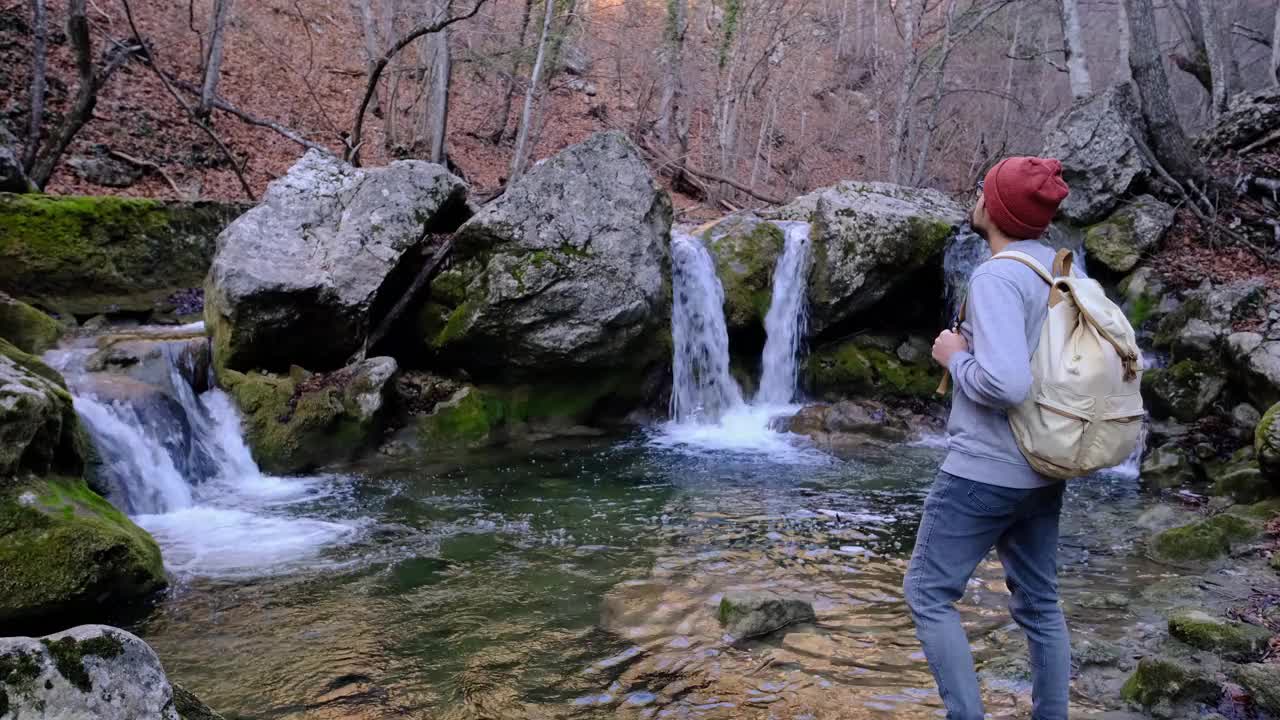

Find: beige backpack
<box><xmin>946</xmin><ymin>249</ymin><xmax>1146</xmax><ymax>479</ymax></box>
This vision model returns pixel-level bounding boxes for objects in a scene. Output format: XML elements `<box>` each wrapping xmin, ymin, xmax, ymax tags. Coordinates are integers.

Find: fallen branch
<box><xmin>636</xmin><ymin>135</ymin><xmax>784</xmax><ymax>205</ymax></box>
<box><xmin>354</xmin><ymin>236</ymin><xmax>455</xmax><ymax>363</ymax></box>
<box><xmin>107</xmin><ymin>149</ymin><xmax>185</xmax><ymax>198</ymax></box>
<box><xmin>120</xmin><ymin>0</ymin><xmax>255</xmax><ymax>201</ymax></box>
<box><xmin>165</xmin><ymin>75</ymin><xmax>333</xmax><ymax>156</ymax></box>
<box><xmin>346</xmin><ymin>0</ymin><xmax>490</xmax><ymax>165</ymax></box>
<box><xmin>1241</xmin><ymin>127</ymin><xmax>1280</xmax><ymax>155</ymax></box>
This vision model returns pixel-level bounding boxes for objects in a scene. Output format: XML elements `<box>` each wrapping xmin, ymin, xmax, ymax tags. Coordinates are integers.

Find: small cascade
<box><xmin>669</xmin><ymin>231</ymin><xmax>745</xmax><ymax>423</ymax></box>
<box><xmin>47</xmin><ymin>326</ymin><xmax>356</xmax><ymax>577</ymax></box>
<box><xmin>942</xmin><ymin>228</ymin><xmax>989</xmax><ymax>324</ymax></box>
<box><xmin>756</xmin><ymin>222</ymin><xmax>810</xmax><ymax>406</ymax></box>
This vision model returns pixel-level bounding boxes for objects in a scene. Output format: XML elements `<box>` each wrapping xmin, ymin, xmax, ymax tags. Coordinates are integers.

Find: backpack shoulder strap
<box><xmin>989</xmin><ymin>250</ymin><xmax>1053</xmax><ymax>284</ymax></box>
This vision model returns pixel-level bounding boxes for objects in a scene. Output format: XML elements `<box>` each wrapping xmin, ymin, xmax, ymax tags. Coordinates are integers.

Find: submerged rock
<box><xmin>0</xmin><ymin>194</ymin><xmax>246</xmax><ymax>318</ymax></box>
<box><xmin>222</xmin><ymin>356</ymin><xmax>398</xmax><ymax>474</ymax></box>
<box><xmin>699</xmin><ymin>212</ymin><xmax>785</xmax><ymax>335</ymax></box>
<box><xmin>426</xmin><ymin>131</ymin><xmax>670</xmax><ymax>379</ymax></box>
<box><xmin>1230</xmin><ymin>663</ymin><xmax>1280</xmax><ymax>715</ymax></box>
<box><xmin>1120</xmin><ymin>655</ymin><xmax>1220</xmax><ymax>709</ymax></box>
<box><xmin>206</xmin><ymin>150</ymin><xmax>469</xmax><ymax>373</ymax></box>
<box><xmin>771</xmin><ymin>181</ymin><xmax>964</xmax><ymax>335</ymax></box>
<box><xmin>1167</xmin><ymin>609</ymin><xmax>1271</xmax><ymax>661</ymax></box>
<box><xmin>780</xmin><ymin>400</ymin><xmax>913</xmax><ymax>460</ymax></box>
<box><xmin>0</xmin><ymin>625</ymin><xmax>205</xmax><ymax>719</ymax></box>
<box><xmin>1084</xmin><ymin>196</ymin><xmax>1175</xmax><ymax>273</ymax></box>
<box><xmin>1042</xmin><ymin>84</ymin><xmax>1149</xmax><ymax>224</ymax></box>
<box><xmin>717</xmin><ymin>590</ymin><xmax>815</xmax><ymax>640</ymax></box>
<box><xmin>1149</xmin><ymin>514</ymin><xmax>1259</xmax><ymax>563</ymax></box>
<box><xmin>0</xmin><ymin>293</ymin><xmax>61</xmax><ymax>355</ymax></box>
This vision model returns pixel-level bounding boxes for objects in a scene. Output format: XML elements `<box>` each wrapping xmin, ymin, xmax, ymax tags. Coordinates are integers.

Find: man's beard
<box><xmin>970</xmin><ymin>210</ymin><xmax>989</xmax><ymax>241</ymax></box>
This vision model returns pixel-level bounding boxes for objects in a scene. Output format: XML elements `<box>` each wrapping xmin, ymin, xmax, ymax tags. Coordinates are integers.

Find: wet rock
<box><xmin>426</xmin><ymin>132</ymin><xmax>669</xmax><ymax>378</ymax></box>
<box><xmin>0</xmin><ymin>292</ymin><xmax>61</xmax><ymax>355</ymax></box>
<box><xmin>1227</xmin><ymin>332</ymin><xmax>1280</xmax><ymax>410</ymax></box>
<box><xmin>699</xmin><ymin>212</ymin><xmax>785</xmax><ymax>335</ymax></box>
<box><xmin>0</xmin><ymin>625</ymin><xmax>186</xmax><ymax>720</ymax></box>
<box><xmin>1077</xmin><ymin>593</ymin><xmax>1131</xmax><ymax>610</ymax></box>
<box><xmin>1232</xmin><ymin>403</ymin><xmax>1262</xmax><ymax>441</ymax></box>
<box><xmin>781</xmin><ymin>401</ymin><xmax>912</xmax><ymax>459</ymax></box>
<box><xmin>1119</xmin><ymin>267</ymin><xmax>1173</xmax><ymax>329</ymax></box>
<box><xmin>1211</xmin><ymin>463</ymin><xmax>1273</xmax><ymax>504</ymax></box>
<box><xmin>0</xmin><ymin>124</ymin><xmax>31</xmax><ymax>193</ymax></box>
<box><xmin>1141</xmin><ymin>577</ymin><xmax>1207</xmax><ymax>607</ymax></box>
<box><xmin>1136</xmin><ymin>505</ymin><xmax>1188</xmax><ymax>533</ymax></box>
<box><xmin>1084</xmin><ymin>196</ymin><xmax>1175</xmax><ymax>273</ymax></box>
<box><xmin>172</xmin><ymin>682</ymin><xmax>226</xmax><ymax>720</ymax></box>
<box><xmin>0</xmin><ymin>194</ymin><xmax>247</xmax><ymax>318</ymax></box>
<box><xmin>206</xmin><ymin>150</ymin><xmax>469</xmax><ymax>373</ymax></box>
<box><xmin>0</xmin><ymin>339</ymin><xmax>84</xmax><ymax>479</ymax></box>
<box><xmin>1154</xmin><ymin>281</ymin><xmax>1264</xmax><ymax>357</ymax></box>
<box><xmin>1042</xmin><ymin>84</ymin><xmax>1149</xmax><ymax>224</ymax></box>
<box><xmin>68</xmin><ymin>154</ymin><xmax>144</xmax><ymax>188</ymax></box>
<box><xmin>771</xmin><ymin>181</ymin><xmax>964</xmax><ymax>335</ymax></box>
<box><xmin>221</xmin><ymin>356</ymin><xmax>398</xmax><ymax>473</ymax></box>
<box><xmin>1120</xmin><ymin>655</ymin><xmax>1220</xmax><ymax>709</ymax></box>
<box><xmin>1258</xmin><ymin>402</ymin><xmax>1280</xmax><ymax>481</ymax></box>
<box><xmin>717</xmin><ymin>590</ymin><xmax>815</xmax><ymax>640</ymax></box>
<box><xmin>1230</xmin><ymin>663</ymin><xmax>1280</xmax><ymax>715</ymax></box>
<box><xmin>979</xmin><ymin>654</ymin><xmax>1032</xmax><ymax>683</ymax></box>
<box><xmin>804</xmin><ymin>336</ymin><xmax>938</xmax><ymax>401</ymax></box>
<box><xmin>1168</xmin><ymin>610</ymin><xmax>1271</xmax><ymax>660</ymax></box>
<box><xmin>1142</xmin><ymin>361</ymin><xmax>1227</xmax><ymax>423</ymax></box>
<box><xmin>1140</xmin><ymin>444</ymin><xmax>1196</xmax><ymax>491</ymax></box>
<box><xmin>1149</xmin><ymin>514</ymin><xmax>1259</xmax><ymax>563</ymax></box>
<box><xmin>1072</xmin><ymin>638</ymin><xmax>1126</xmax><ymax>668</ymax></box>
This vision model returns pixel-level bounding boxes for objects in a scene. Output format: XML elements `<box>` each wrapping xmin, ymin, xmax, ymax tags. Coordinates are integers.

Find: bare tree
<box><xmin>656</xmin><ymin>0</ymin><xmax>688</xmax><ymax>148</ymax></box>
<box><xmin>1059</xmin><ymin>0</ymin><xmax>1091</xmax><ymax>98</ymax></box>
<box><xmin>22</xmin><ymin>0</ymin><xmax>47</xmax><ymax>172</ymax></box>
<box><xmin>1123</xmin><ymin>0</ymin><xmax>1204</xmax><ymax>182</ymax></box>
<box><xmin>426</xmin><ymin>0</ymin><xmax>453</xmax><ymax>163</ymax></box>
<box><xmin>912</xmin><ymin>0</ymin><xmax>960</xmax><ymax>185</ymax></box>
<box><xmin>29</xmin><ymin>0</ymin><xmax>138</xmax><ymax>188</ymax></box>
<box><xmin>887</xmin><ymin>0</ymin><xmax>924</xmax><ymax>184</ymax></box>
<box><xmin>1197</xmin><ymin>0</ymin><xmax>1238</xmax><ymax>118</ymax></box>
<box><xmin>1273</xmin><ymin>0</ymin><xmax>1280</xmax><ymax>86</ymax></box>
<box><xmin>491</xmin><ymin>0</ymin><xmax>534</xmax><ymax>143</ymax></box>
<box><xmin>198</xmin><ymin>0</ymin><xmax>234</xmax><ymax>118</ymax></box>
<box><xmin>509</xmin><ymin>0</ymin><xmax>555</xmax><ymax>182</ymax></box>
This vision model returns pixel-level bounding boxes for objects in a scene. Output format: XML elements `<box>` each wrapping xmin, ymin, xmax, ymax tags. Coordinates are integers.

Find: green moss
<box><xmin>418</xmin><ymin>388</ymin><xmax>504</xmax><ymax>446</ymax></box>
<box><xmin>432</xmin><ymin>299</ymin><xmax>478</xmax><ymax>349</ymax></box>
<box><xmin>704</xmin><ymin>216</ymin><xmax>785</xmax><ymax>331</ymax></box>
<box><xmin>1121</xmin><ymin>656</ymin><xmax>1219</xmax><ymax>707</ymax></box>
<box><xmin>905</xmin><ymin>217</ymin><xmax>955</xmax><ymax>266</ymax></box>
<box><xmin>0</xmin><ymin>194</ymin><xmax>244</xmax><ymax>316</ymax></box>
<box><xmin>1127</xmin><ymin>293</ymin><xmax>1157</xmax><ymax>329</ymax></box>
<box><xmin>0</xmin><ymin>295</ymin><xmax>62</xmax><ymax>354</ymax></box>
<box><xmin>1168</xmin><ymin>609</ymin><xmax>1271</xmax><ymax>660</ymax></box>
<box><xmin>1258</xmin><ymin>402</ymin><xmax>1279</xmax><ymax>476</ymax></box>
<box><xmin>1228</xmin><ymin>498</ymin><xmax>1280</xmax><ymax>521</ymax></box>
<box><xmin>1232</xmin><ymin>664</ymin><xmax>1280</xmax><ymax>715</ymax></box>
<box><xmin>805</xmin><ymin>339</ymin><xmax>937</xmax><ymax>400</ymax></box>
<box><xmin>0</xmin><ymin>647</ymin><xmax>41</xmax><ymax>717</ymax></box>
<box><xmin>1142</xmin><ymin>360</ymin><xmax>1226</xmax><ymax>423</ymax></box>
<box><xmin>0</xmin><ymin>476</ymin><xmax>166</xmax><ymax>625</ymax></box>
<box><xmin>41</xmin><ymin>633</ymin><xmax>125</xmax><ymax>693</ymax></box>
<box><xmin>1150</xmin><ymin>514</ymin><xmax>1259</xmax><ymax>562</ymax></box>
<box><xmin>1</xmin><ymin>337</ymin><xmax>68</xmax><ymax>389</ymax></box>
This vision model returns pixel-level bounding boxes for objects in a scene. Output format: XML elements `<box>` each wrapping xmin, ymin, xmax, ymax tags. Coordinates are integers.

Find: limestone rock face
<box><xmin>0</xmin><ymin>625</ymin><xmax>179</xmax><ymax>720</ymax></box>
<box><xmin>1083</xmin><ymin>195</ymin><xmax>1175</xmax><ymax>273</ymax></box>
<box><xmin>426</xmin><ymin>131</ymin><xmax>671</xmax><ymax>378</ymax></box>
<box><xmin>1228</xmin><ymin>332</ymin><xmax>1280</xmax><ymax>410</ymax></box>
<box><xmin>206</xmin><ymin>150</ymin><xmax>469</xmax><ymax>373</ymax></box>
<box><xmin>699</xmin><ymin>213</ymin><xmax>785</xmax><ymax>335</ymax></box>
<box><xmin>772</xmin><ymin>181</ymin><xmax>964</xmax><ymax>335</ymax></box>
<box><xmin>1042</xmin><ymin>84</ymin><xmax>1149</xmax><ymax>224</ymax></box>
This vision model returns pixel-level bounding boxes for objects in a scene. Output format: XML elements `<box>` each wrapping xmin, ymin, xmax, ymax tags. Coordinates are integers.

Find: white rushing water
<box><xmin>756</xmin><ymin>222</ymin><xmax>810</xmax><ymax>406</ymax></box>
<box><xmin>656</xmin><ymin>225</ymin><xmax>825</xmax><ymax>462</ymax></box>
<box><xmin>50</xmin><ymin>333</ymin><xmax>356</xmax><ymax>579</ymax></box>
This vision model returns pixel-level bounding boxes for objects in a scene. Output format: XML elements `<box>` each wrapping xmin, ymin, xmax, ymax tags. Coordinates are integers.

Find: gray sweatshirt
<box><xmin>942</xmin><ymin>239</ymin><xmax>1060</xmax><ymax>489</ymax></box>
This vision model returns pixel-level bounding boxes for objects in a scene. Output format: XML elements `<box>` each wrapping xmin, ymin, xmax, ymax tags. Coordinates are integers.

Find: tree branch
<box><xmin>108</xmin><ymin>149</ymin><xmax>185</xmax><ymax>197</ymax></box>
<box><xmin>346</xmin><ymin>0</ymin><xmax>490</xmax><ymax>165</ymax></box>
<box><xmin>165</xmin><ymin>75</ymin><xmax>334</xmax><ymax>155</ymax></box>
<box><xmin>23</xmin><ymin>0</ymin><xmax>47</xmax><ymax>172</ymax></box>
<box><xmin>1231</xmin><ymin>22</ymin><xmax>1270</xmax><ymax>48</ymax></box>
<box><xmin>637</xmin><ymin>134</ymin><xmax>784</xmax><ymax>205</ymax></box>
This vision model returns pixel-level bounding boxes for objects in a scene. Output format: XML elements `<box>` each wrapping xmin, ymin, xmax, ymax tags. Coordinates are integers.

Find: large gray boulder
<box><xmin>1084</xmin><ymin>195</ymin><xmax>1176</xmax><ymax>273</ymax></box>
<box><xmin>1228</xmin><ymin>332</ymin><xmax>1280</xmax><ymax>409</ymax></box>
<box><xmin>772</xmin><ymin>181</ymin><xmax>965</xmax><ymax>335</ymax></box>
<box><xmin>0</xmin><ymin>625</ymin><xmax>188</xmax><ymax>719</ymax></box>
<box><xmin>1154</xmin><ymin>280</ymin><xmax>1266</xmax><ymax>358</ymax></box>
<box><xmin>206</xmin><ymin>151</ymin><xmax>470</xmax><ymax>373</ymax></box>
<box><xmin>424</xmin><ymin>131</ymin><xmax>671</xmax><ymax>377</ymax></box>
<box><xmin>1042</xmin><ymin>84</ymin><xmax>1149</xmax><ymax>224</ymax></box>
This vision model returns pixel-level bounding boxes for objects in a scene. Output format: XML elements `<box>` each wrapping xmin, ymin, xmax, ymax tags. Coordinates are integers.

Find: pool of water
<box><xmin>130</xmin><ymin>433</ymin><xmax>1181</xmax><ymax>719</ymax></box>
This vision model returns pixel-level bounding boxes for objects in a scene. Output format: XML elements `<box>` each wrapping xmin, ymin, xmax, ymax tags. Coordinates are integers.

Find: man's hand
<box><xmin>932</xmin><ymin>330</ymin><xmax>968</xmax><ymax>368</ymax></box>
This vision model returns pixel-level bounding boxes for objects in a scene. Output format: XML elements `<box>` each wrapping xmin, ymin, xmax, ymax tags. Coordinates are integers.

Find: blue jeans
<box><xmin>904</xmin><ymin>471</ymin><xmax>1070</xmax><ymax>720</ymax></box>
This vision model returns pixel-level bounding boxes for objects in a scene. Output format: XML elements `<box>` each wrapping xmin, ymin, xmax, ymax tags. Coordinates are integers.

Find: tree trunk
<box><xmin>491</xmin><ymin>0</ymin><xmax>534</xmax><ymax>143</ymax></box>
<box><xmin>1198</xmin><ymin>0</ymin><xmax>1228</xmax><ymax>116</ymax></box>
<box><xmin>23</xmin><ymin>0</ymin><xmax>47</xmax><ymax>171</ymax></box>
<box><xmin>1059</xmin><ymin>0</ymin><xmax>1091</xmax><ymax>99</ymax></box>
<box><xmin>1123</xmin><ymin>0</ymin><xmax>1205</xmax><ymax>182</ymax></box>
<box><xmin>357</xmin><ymin>0</ymin><xmax>384</xmax><ymax>118</ymax></box>
<box><xmin>656</xmin><ymin>0</ymin><xmax>687</xmax><ymax>146</ymax></box>
<box><xmin>1117</xmin><ymin>0</ymin><xmax>1131</xmax><ymax>82</ymax></box>
<box><xmin>1273</xmin><ymin>0</ymin><xmax>1280</xmax><ymax>86</ymax></box>
<box><xmin>887</xmin><ymin>0</ymin><xmax>923</xmax><ymax>184</ymax></box>
<box><xmin>509</xmin><ymin>0</ymin><xmax>554</xmax><ymax>182</ymax></box>
<box><xmin>999</xmin><ymin>7</ymin><xmax>1021</xmax><ymax>154</ymax></box>
<box><xmin>199</xmin><ymin>0</ymin><xmax>233</xmax><ymax>118</ymax></box>
<box><xmin>427</xmin><ymin>0</ymin><xmax>452</xmax><ymax>163</ymax></box>
<box><xmin>911</xmin><ymin>0</ymin><xmax>958</xmax><ymax>186</ymax></box>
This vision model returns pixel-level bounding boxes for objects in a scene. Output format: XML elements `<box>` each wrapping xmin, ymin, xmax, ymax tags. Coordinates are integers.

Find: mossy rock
<box><xmin>1149</xmin><ymin>514</ymin><xmax>1259</xmax><ymax>562</ymax></box>
<box><xmin>173</xmin><ymin>682</ymin><xmax>227</xmax><ymax>720</ymax></box>
<box><xmin>1258</xmin><ymin>402</ymin><xmax>1279</xmax><ymax>480</ymax></box>
<box><xmin>0</xmin><ymin>476</ymin><xmax>166</xmax><ymax>627</ymax></box>
<box><xmin>1141</xmin><ymin>444</ymin><xmax>1196</xmax><ymax>491</ymax></box>
<box><xmin>1083</xmin><ymin>195</ymin><xmax>1175</xmax><ymax>273</ymax></box>
<box><xmin>701</xmin><ymin>213</ymin><xmax>786</xmax><ymax>334</ymax></box>
<box><xmin>1212</xmin><ymin>464</ymin><xmax>1275</xmax><ymax>504</ymax></box>
<box><xmin>1120</xmin><ymin>656</ymin><xmax>1220</xmax><ymax>708</ymax></box>
<box><xmin>1142</xmin><ymin>360</ymin><xmax>1228</xmax><ymax>423</ymax></box>
<box><xmin>221</xmin><ymin>358</ymin><xmax>396</xmax><ymax>474</ymax></box>
<box><xmin>0</xmin><ymin>194</ymin><xmax>247</xmax><ymax>317</ymax></box>
<box><xmin>1226</xmin><ymin>498</ymin><xmax>1280</xmax><ymax>521</ymax></box>
<box><xmin>0</xmin><ymin>339</ymin><xmax>88</xmax><ymax>482</ymax></box>
<box><xmin>1230</xmin><ymin>664</ymin><xmax>1280</xmax><ymax>715</ymax></box>
<box><xmin>804</xmin><ymin>337</ymin><xmax>937</xmax><ymax>400</ymax></box>
<box><xmin>0</xmin><ymin>293</ymin><xmax>61</xmax><ymax>354</ymax></box>
<box><xmin>1168</xmin><ymin>609</ymin><xmax>1272</xmax><ymax>660</ymax></box>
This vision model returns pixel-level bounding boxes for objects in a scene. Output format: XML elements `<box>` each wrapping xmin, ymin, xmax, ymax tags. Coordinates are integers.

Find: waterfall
<box><xmin>669</xmin><ymin>231</ymin><xmax>744</xmax><ymax>423</ymax></box>
<box><xmin>756</xmin><ymin>222</ymin><xmax>810</xmax><ymax>406</ymax></box>
<box><xmin>47</xmin><ymin>328</ymin><xmax>356</xmax><ymax>577</ymax></box>
<box><xmin>942</xmin><ymin>228</ymin><xmax>989</xmax><ymax>324</ymax></box>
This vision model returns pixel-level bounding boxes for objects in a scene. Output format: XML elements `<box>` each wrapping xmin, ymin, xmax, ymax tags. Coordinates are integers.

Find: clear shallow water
<box><xmin>129</xmin><ymin>436</ymin><xmax>1178</xmax><ymax>720</ymax></box>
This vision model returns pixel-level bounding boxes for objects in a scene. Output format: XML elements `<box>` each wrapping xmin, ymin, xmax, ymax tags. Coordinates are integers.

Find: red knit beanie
<box><xmin>982</xmin><ymin>156</ymin><xmax>1070</xmax><ymax>239</ymax></box>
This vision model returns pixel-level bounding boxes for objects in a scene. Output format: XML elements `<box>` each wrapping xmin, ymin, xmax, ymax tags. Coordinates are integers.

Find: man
<box><xmin>904</xmin><ymin>156</ymin><xmax>1072</xmax><ymax>720</ymax></box>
